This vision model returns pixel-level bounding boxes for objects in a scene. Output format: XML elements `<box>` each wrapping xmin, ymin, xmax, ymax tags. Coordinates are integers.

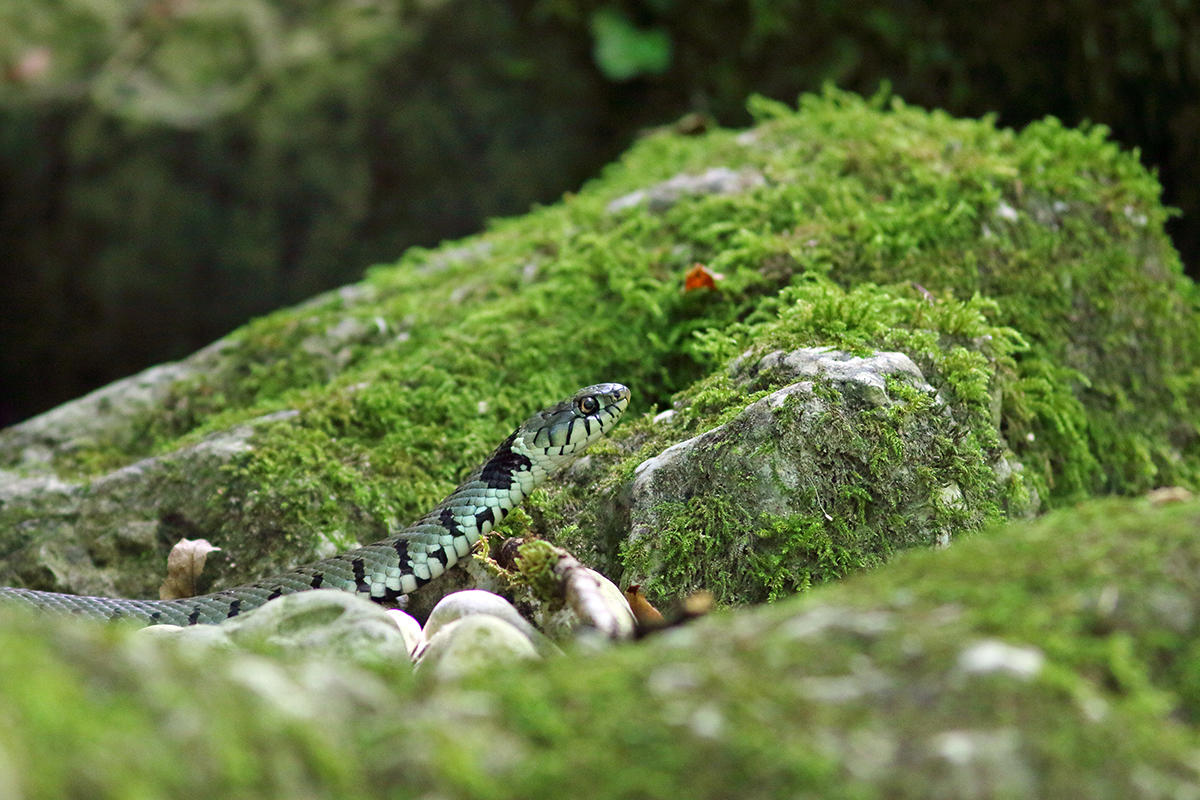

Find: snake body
<box><xmin>0</xmin><ymin>383</ymin><xmax>630</xmax><ymax>626</ymax></box>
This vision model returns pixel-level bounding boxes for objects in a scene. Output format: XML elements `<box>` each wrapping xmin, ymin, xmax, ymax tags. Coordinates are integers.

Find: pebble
<box><xmin>415</xmin><ymin>614</ymin><xmax>540</xmax><ymax>680</ymax></box>
<box><xmin>423</xmin><ymin>589</ymin><xmax>543</xmax><ymax>647</ymax></box>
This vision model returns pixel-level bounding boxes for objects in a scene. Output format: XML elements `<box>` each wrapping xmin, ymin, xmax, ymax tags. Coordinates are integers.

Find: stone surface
<box><xmin>415</xmin><ymin>614</ymin><xmax>540</xmax><ymax>680</ymax></box>
<box><xmin>386</xmin><ymin>609</ymin><xmax>426</xmax><ymax>657</ymax></box>
<box><xmin>147</xmin><ymin>589</ymin><xmax>415</xmax><ymax>667</ymax></box>
<box><xmin>0</xmin><ymin>339</ymin><xmax>231</xmax><ymax>466</ymax></box>
<box><xmin>0</xmin><ymin>412</ymin><xmax>300</xmax><ymax>601</ymax></box>
<box><xmin>398</xmin><ymin>554</ymin><xmax>512</xmax><ymax>624</ymax></box>
<box><xmin>422</xmin><ymin>589</ymin><xmax>541</xmax><ymax>644</ymax></box>
<box><xmin>620</xmin><ymin>347</ymin><xmax>1008</xmax><ymax>603</ymax></box>
<box><xmin>730</xmin><ymin>346</ymin><xmax>935</xmax><ymax>398</ymax></box>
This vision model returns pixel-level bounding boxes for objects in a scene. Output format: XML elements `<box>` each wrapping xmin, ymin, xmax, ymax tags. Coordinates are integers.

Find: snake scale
<box><xmin>0</xmin><ymin>383</ymin><xmax>630</xmax><ymax>626</ymax></box>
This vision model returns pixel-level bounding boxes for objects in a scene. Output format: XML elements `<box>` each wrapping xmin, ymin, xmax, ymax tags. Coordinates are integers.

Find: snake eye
<box><xmin>577</xmin><ymin>395</ymin><xmax>600</xmax><ymax>415</ymax></box>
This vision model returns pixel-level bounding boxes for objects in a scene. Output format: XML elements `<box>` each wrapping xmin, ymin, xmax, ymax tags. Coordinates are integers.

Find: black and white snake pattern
<box><xmin>0</xmin><ymin>383</ymin><xmax>630</xmax><ymax>626</ymax></box>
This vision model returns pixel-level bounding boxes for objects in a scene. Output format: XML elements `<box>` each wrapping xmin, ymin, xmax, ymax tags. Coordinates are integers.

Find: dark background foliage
<box><xmin>2</xmin><ymin>0</ymin><xmax>1197</xmax><ymax>425</ymax></box>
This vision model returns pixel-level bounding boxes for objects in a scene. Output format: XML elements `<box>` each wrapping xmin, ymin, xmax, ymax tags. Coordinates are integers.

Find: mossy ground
<box><xmin>5</xmin><ymin>497</ymin><xmax>1200</xmax><ymax>798</ymax></box>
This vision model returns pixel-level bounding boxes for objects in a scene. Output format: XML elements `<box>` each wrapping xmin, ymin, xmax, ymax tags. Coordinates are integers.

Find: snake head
<box><xmin>521</xmin><ymin>382</ymin><xmax>630</xmax><ymax>459</ymax></box>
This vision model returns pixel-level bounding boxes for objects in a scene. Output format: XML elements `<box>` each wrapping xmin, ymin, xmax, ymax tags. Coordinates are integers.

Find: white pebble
<box><xmin>423</xmin><ymin>589</ymin><xmax>538</xmax><ymax>642</ymax></box>
<box><xmin>415</xmin><ymin>615</ymin><xmax>539</xmax><ymax>680</ymax></box>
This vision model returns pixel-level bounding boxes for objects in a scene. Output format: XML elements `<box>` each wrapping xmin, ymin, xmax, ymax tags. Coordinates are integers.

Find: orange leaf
<box><xmin>624</xmin><ymin>584</ymin><xmax>665</xmax><ymax>627</ymax></box>
<box><xmin>684</xmin><ymin>263</ymin><xmax>719</xmax><ymax>292</ymax></box>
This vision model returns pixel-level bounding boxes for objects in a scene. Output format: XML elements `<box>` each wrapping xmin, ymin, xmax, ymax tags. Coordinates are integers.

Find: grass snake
<box><xmin>0</xmin><ymin>383</ymin><xmax>630</xmax><ymax>625</ymax></box>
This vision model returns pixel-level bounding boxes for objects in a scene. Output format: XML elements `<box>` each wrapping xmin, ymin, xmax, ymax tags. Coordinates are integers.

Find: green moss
<box><xmin>12</xmin><ymin>86</ymin><xmax>1197</xmax><ymax>595</ymax></box>
<box><xmin>0</xmin><ymin>615</ymin><xmax>369</xmax><ymax>799</ymax></box>
<box><xmin>517</xmin><ymin>278</ymin><xmax>1012</xmax><ymax>605</ymax></box>
<box><xmin>142</xmin><ymin>97</ymin><xmax>1196</xmax><ymax>503</ymax></box>
<box><xmin>412</xmin><ymin>497</ymin><xmax>1200</xmax><ymax>798</ymax></box>
<box><xmin>745</xmin><ymin>91</ymin><xmax>1199</xmax><ymax>497</ymax></box>
<box><xmin>512</xmin><ymin>539</ymin><xmax>567</xmax><ymax>607</ymax></box>
<box><xmin>7</xmin><ymin>500</ymin><xmax>1200</xmax><ymax>798</ymax></box>
<box><xmin>610</xmin><ymin>322</ymin><xmax>1006</xmax><ymax>607</ymax></box>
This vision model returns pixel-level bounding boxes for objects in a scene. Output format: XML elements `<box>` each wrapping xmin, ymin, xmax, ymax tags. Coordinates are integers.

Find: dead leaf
<box><xmin>159</xmin><ymin>538</ymin><xmax>222</xmax><ymax>600</ymax></box>
<box><xmin>624</xmin><ymin>584</ymin><xmax>665</xmax><ymax>628</ymax></box>
<box><xmin>684</xmin><ymin>263</ymin><xmax>722</xmax><ymax>292</ymax></box>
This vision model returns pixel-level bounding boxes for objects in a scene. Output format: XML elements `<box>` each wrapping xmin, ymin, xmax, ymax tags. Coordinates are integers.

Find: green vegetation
<box><xmin>583</xmin><ymin>281</ymin><xmax>1021</xmax><ymax>604</ymax></box>
<box><xmin>133</xmin><ymin>90</ymin><xmax>1200</xmax><ymax>499</ymax></box>
<box><xmin>5</xmin><ymin>0</ymin><xmax>1197</xmax><ymax>430</ymax></box>
<box><xmin>5</xmin><ymin>89</ymin><xmax>1194</xmax><ymax>601</ymax></box>
<box><xmin>1</xmin><ymin>68</ymin><xmax>1199</xmax><ymax>799</ymax></box>
<box><xmin>512</xmin><ymin>539</ymin><xmax>568</xmax><ymax>606</ymax></box>
<box><xmin>6</xmin><ymin>495</ymin><xmax>1200</xmax><ymax>798</ymax></box>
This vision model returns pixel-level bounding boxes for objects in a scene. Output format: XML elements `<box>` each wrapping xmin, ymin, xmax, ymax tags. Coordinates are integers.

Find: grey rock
<box><xmin>397</xmin><ymin>553</ymin><xmax>513</xmax><ymax>623</ymax></box>
<box><xmin>139</xmin><ymin>593</ymin><xmax>424</xmax><ymax>666</ymax></box>
<box><xmin>385</xmin><ymin>608</ymin><xmax>426</xmax><ymax>657</ymax></box>
<box><xmin>293</xmin><ymin>282</ymin><xmax>379</xmax><ymax>311</ymax></box>
<box><xmin>136</xmin><ymin>620</ymin><xmax>234</xmax><ymax>651</ymax></box>
<box><xmin>957</xmin><ymin>640</ymin><xmax>1045</xmax><ymax>679</ymax></box>
<box><xmin>216</xmin><ymin>589</ymin><xmax>412</xmax><ymax>666</ymax></box>
<box><xmin>414</xmin><ymin>240</ymin><xmax>493</xmax><ymax>274</ymax></box>
<box><xmin>298</xmin><ymin>316</ymin><xmax>390</xmax><ymax>375</ymax></box>
<box><xmin>731</xmin><ymin>346</ymin><xmax>936</xmax><ymax>401</ymax></box>
<box><xmin>0</xmin><ymin>338</ymin><xmax>233</xmax><ymax>466</ymax></box>
<box><xmin>622</xmin><ymin>347</ymin><xmax>1006</xmax><ymax>601</ymax></box>
<box><xmin>0</xmin><ymin>413</ymin><xmax>298</xmax><ymax>600</ymax></box>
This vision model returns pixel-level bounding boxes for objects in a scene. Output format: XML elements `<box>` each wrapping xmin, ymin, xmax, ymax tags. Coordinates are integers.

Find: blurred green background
<box><xmin>2</xmin><ymin>0</ymin><xmax>1197</xmax><ymax>425</ymax></box>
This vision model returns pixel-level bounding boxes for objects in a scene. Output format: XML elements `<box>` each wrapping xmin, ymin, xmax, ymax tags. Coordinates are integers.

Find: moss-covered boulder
<box><xmin>2</xmin><ymin>87</ymin><xmax>1197</xmax><ymax>613</ymax></box>
<box><xmin>3</xmin><ymin>86</ymin><xmax>1200</xmax><ymax>796</ymax></box>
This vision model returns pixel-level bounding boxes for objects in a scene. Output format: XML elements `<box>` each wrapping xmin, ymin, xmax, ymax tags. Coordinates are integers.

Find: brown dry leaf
<box><xmin>683</xmin><ymin>263</ymin><xmax>721</xmax><ymax>292</ymax></box>
<box><xmin>159</xmin><ymin>538</ymin><xmax>222</xmax><ymax>600</ymax></box>
<box><xmin>624</xmin><ymin>584</ymin><xmax>665</xmax><ymax>628</ymax></box>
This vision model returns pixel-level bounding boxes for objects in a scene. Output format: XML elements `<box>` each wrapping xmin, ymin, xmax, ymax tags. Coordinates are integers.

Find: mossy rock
<box><xmin>4</xmin><ymin>496</ymin><xmax>1200</xmax><ymax>797</ymax></box>
<box><xmin>613</xmin><ymin>346</ymin><xmax>1020</xmax><ymax>606</ymax></box>
<box><xmin>2</xmin><ymin>86</ymin><xmax>1200</xmax><ymax>797</ymax></box>
<box><xmin>2</xmin><ymin>86</ymin><xmax>1197</xmax><ymax>611</ymax></box>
